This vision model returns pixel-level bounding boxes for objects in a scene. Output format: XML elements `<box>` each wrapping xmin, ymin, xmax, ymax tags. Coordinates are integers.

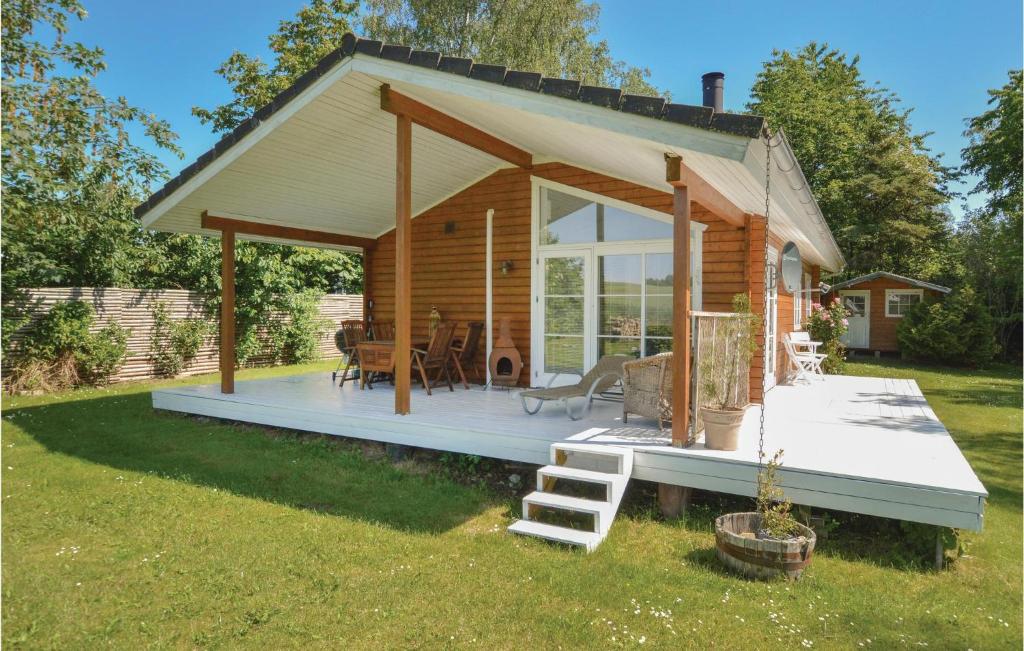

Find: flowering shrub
<box><xmin>805</xmin><ymin>297</ymin><xmax>849</xmax><ymax>373</ymax></box>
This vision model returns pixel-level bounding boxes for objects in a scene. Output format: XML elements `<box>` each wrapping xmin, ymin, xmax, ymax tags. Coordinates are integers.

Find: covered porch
<box><xmin>137</xmin><ymin>34</ymin><xmax>845</xmax><ymax>449</ymax></box>
<box><xmin>153</xmin><ymin>372</ymin><xmax>986</xmax><ymax>531</ymax></box>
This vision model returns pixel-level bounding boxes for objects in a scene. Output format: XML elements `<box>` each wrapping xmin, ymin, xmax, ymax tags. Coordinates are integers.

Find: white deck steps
<box><xmin>507</xmin><ymin>520</ymin><xmax>602</xmax><ymax>551</ymax></box>
<box><xmin>509</xmin><ymin>442</ymin><xmax>633</xmax><ymax>552</ymax></box>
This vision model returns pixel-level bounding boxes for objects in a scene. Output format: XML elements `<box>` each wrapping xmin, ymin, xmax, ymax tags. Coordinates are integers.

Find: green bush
<box><xmin>805</xmin><ymin>297</ymin><xmax>849</xmax><ymax>373</ymax></box>
<box><xmin>150</xmin><ymin>302</ymin><xmax>211</xmax><ymax>377</ymax></box>
<box><xmin>15</xmin><ymin>300</ymin><xmax>129</xmax><ymax>389</ymax></box>
<box><xmin>897</xmin><ymin>287</ymin><xmax>998</xmax><ymax>366</ymax></box>
<box><xmin>235</xmin><ymin>290</ymin><xmax>329</xmax><ymax>367</ymax></box>
<box><xmin>276</xmin><ymin>290</ymin><xmax>331</xmax><ymax>365</ymax></box>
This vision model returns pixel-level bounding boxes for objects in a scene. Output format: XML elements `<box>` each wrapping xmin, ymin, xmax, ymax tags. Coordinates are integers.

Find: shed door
<box><xmin>839</xmin><ymin>290</ymin><xmax>870</xmax><ymax>349</ymax></box>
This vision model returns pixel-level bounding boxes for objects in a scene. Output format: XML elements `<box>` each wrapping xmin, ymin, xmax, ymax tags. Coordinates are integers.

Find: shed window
<box><xmin>885</xmin><ymin>289</ymin><xmax>923</xmax><ymax>317</ymax></box>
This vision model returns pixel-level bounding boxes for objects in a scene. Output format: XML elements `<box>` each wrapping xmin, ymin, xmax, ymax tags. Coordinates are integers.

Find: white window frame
<box><xmin>885</xmin><ymin>288</ymin><xmax>924</xmax><ymax>318</ymax></box>
<box><xmin>804</xmin><ymin>272</ymin><xmax>812</xmax><ymax>318</ymax></box>
<box><xmin>764</xmin><ymin>246</ymin><xmax>779</xmax><ymax>391</ymax></box>
<box><xmin>793</xmin><ymin>272</ymin><xmax>803</xmax><ymax>329</ymax></box>
<box><xmin>530</xmin><ymin>176</ymin><xmax>706</xmax><ymax>384</ymax></box>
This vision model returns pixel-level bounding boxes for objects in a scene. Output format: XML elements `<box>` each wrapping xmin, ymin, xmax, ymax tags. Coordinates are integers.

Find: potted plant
<box><xmin>715</xmin><ymin>450</ymin><xmax>816</xmax><ymax>580</ymax></box>
<box><xmin>698</xmin><ymin>294</ymin><xmax>760</xmax><ymax>451</ymax></box>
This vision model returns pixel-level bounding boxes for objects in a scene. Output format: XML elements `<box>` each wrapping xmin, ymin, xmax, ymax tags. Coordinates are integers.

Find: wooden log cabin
<box><xmin>137</xmin><ymin>34</ymin><xmax>987</xmax><ymax>547</ymax></box>
<box><xmin>135</xmin><ymin>33</ymin><xmax>844</xmax><ymax>442</ymax></box>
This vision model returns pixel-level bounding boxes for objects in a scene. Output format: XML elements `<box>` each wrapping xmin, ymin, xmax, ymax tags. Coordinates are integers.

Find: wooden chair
<box><xmin>622</xmin><ymin>352</ymin><xmax>673</xmax><ymax>430</ymax></box>
<box><xmin>519</xmin><ymin>355</ymin><xmax>630</xmax><ymax>420</ymax></box>
<box><xmin>411</xmin><ymin>321</ymin><xmax>458</xmax><ymax>395</ymax></box>
<box><xmin>371</xmin><ymin>320</ymin><xmax>395</xmax><ymax>341</ymax></box>
<box><xmin>334</xmin><ymin>320</ymin><xmax>367</xmax><ymax>386</ymax></box>
<box><xmin>449</xmin><ymin>321</ymin><xmax>484</xmax><ymax>388</ymax></box>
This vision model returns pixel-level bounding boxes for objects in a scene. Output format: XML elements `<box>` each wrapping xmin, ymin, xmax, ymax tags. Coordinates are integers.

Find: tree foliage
<box><xmin>2</xmin><ymin>0</ymin><xmax>362</xmax><ymax>375</ymax></box>
<box><xmin>193</xmin><ymin>0</ymin><xmax>663</xmax><ymax>135</ymax></box>
<box><xmin>192</xmin><ymin>0</ymin><xmax>359</xmax><ymax>133</ymax></box>
<box><xmin>896</xmin><ymin>287</ymin><xmax>998</xmax><ymax>367</ymax></box>
<box><xmin>748</xmin><ymin>43</ymin><xmax>955</xmax><ymax>280</ymax></box>
<box><xmin>359</xmin><ymin>0</ymin><xmax>662</xmax><ymax>97</ymax></box>
<box><xmin>953</xmin><ymin>70</ymin><xmax>1023</xmax><ymax>359</ymax></box>
<box><xmin>1</xmin><ymin>0</ymin><xmax>182</xmax><ymax>294</ymax></box>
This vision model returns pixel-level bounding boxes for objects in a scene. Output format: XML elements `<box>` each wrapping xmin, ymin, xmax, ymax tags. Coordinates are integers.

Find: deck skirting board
<box><xmin>150</xmin><ymin>372</ymin><xmax>987</xmax><ymax>532</ymax></box>
<box><xmin>631</xmin><ymin>460</ymin><xmax>983</xmax><ymax>530</ymax></box>
<box><xmin>633</xmin><ymin>449</ymin><xmax>985</xmax><ymax>514</ymax></box>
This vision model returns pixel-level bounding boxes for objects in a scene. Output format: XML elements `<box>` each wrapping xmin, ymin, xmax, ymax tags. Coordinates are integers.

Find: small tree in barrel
<box><xmin>756</xmin><ymin>449</ymin><xmax>800</xmax><ymax>539</ymax></box>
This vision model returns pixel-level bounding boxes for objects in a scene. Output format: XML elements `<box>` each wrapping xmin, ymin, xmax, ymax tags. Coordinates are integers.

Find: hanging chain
<box><xmin>756</xmin><ymin>132</ymin><xmax>773</xmax><ymax>496</ymax></box>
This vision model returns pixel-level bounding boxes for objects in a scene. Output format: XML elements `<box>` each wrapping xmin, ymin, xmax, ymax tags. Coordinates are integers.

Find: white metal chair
<box><xmin>783</xmin><ymin>332</ymin><xmax>826</xmax><ymax>383</ymax></box>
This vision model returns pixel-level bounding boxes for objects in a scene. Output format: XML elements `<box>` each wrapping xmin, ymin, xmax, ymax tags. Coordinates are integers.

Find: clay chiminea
<box><xmin>488</xmin><ymin>318</ymin><xmax>522</xmax><ymax>387</ymax></box>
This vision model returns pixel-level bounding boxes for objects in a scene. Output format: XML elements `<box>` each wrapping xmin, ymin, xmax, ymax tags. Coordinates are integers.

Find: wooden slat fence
<box><xmin>4</xmin><ymin>288</ymin><xmax>362</xmax><ymax>383</ymax></box>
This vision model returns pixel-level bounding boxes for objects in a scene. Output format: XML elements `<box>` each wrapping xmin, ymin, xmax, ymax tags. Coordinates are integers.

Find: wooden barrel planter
<box><xmin>715</xmin><ymin>513</ymin><xmax>816</xmax><ymax>580</ymax></box>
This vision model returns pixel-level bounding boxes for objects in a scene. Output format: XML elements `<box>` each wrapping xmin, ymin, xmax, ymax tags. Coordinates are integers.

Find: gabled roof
<box><xmin>132</xmin><ymin>32</ymin><xmax>845</xmax><ymax>271</ymax></box>
<box><xmin>135</xmin><ymin>33</ymin><xmax>764</xmax><ymax>221</ymax></box>
<box><xmin>828</xmin><ymin>272</ymin><xmax>951</xmax><ymax>294</ymax></box>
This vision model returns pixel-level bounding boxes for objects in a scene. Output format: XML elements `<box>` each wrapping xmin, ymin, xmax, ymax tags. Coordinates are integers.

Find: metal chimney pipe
<box><xmin>701</xmin><ymin>72</ymin><xmax>724</xmax><ymax>112</ymax></box>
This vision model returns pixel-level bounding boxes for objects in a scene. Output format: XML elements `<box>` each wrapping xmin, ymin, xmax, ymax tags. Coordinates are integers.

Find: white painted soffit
<box><xmin>143</xmin><ymin>54</ymin><xmax>843</xmax><ymax>269</ymax></box>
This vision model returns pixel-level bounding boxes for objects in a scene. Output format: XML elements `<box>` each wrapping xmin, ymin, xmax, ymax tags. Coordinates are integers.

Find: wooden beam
<box><xmin>665</xmin><ymin>154</ymin><xmax>746</xmax><ymax>227</ymax></box>
<box><xmin>220</xmin><ymin>230</ymin><xmax>236</xmax><ymax>394</ymax></box>
<box><xmin>201</xmin><ymin>212</ymin><xmax>376</xmax><ymax>250</ymax></box>
<box><xmin>671</xmin><ymin>184</ymin><xmax>691</xmax><ymax>447</ymax></box>
<box><xmin>394</xmin><ymin>113</ymin><xmax>413</xmax><ymax>415</ymax></box>
<box><xmin>381</xmin><ymin>84</ymin><xmax>533</xmax><ymax>169</ymax></box>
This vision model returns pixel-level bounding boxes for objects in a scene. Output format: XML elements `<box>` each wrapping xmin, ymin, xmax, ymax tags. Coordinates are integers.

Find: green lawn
<box><xmin>3</xmin><ymin>359</ymin><xmax>1021</xmax><ymax>648</ymax></box>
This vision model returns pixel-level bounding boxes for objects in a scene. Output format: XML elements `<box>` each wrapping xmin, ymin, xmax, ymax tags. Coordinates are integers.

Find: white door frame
<box><xmin>764</xmin><ymin>246</ymin><xmax>779</xmax><ymax>391</ymax></box>
<box><xmin>534</xmin><ymin>248</ymin><xmax>592</xmax><ymax>386</ymax></box>
<box><xmin>839</xmin><ymin>289</ymin><xmax>871</xmax><ymax>349</ymax></box>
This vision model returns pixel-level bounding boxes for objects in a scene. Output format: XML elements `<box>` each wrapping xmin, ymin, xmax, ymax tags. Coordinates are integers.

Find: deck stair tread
<box><xmin>538</xmin><ymin>465</ymin><xmax>624</xmax><ymax>486</ymax></box>
<box><xmin>523</xmin><ymin>490</ymin><xmax>612</xmax><ymax>515</ymax></box>
<box><xmin>507</xmin><ymin>520</ymin><xmax>602</xmax><ymax>550</ymax></box>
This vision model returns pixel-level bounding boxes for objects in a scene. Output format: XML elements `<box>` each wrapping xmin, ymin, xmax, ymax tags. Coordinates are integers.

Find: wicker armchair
<box><xmin>622</xmin><ymin>352</ymin><xmax>673</xmax><ymax>430</ymax></box>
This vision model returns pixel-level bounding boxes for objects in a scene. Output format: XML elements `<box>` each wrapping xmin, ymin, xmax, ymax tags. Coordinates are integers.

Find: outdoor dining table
<box><xmin>355</xmin><ymin>338</ymin><xmax>429</xmax><ymax>390</ymax></box>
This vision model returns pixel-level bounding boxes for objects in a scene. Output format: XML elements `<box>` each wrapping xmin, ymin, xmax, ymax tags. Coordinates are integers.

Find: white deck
<box><xmin>152</xmin><ymin>373</ymin><xmax>987</xmax><ymax>530</ymax></box>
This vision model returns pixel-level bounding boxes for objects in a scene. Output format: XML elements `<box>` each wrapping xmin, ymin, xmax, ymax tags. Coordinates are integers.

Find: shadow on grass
<box><xmin>5</xmin><ymin>390</ymin><xmax>492</xmax><ymax>534</ymax></box>
<box><xmin>641</xmin><ymin>488</ymin><xmax>946</xmax><ymax>574</ymax></box>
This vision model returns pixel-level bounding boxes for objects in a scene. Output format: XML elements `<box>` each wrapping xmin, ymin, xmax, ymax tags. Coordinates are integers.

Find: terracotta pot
<box><xmin>715</xmin><ymin>512</ymin><xmax>816</xmax><ymax>580</ymax></box>
<box><xmin>701</xmin><ymin>406</ymin><xmax>746</xmax><ymax>451</ymax></box>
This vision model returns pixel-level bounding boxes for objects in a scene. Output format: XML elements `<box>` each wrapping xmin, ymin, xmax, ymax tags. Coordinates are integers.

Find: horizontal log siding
<box><xmin>367</xmin><ymin>162</ymin><xmax>744</xmax><ymax>387</ymax></box>
<box><xmin>5</xmin><ymin>288</ymin><xmax>362</xmax><ymax>383</ymax></box>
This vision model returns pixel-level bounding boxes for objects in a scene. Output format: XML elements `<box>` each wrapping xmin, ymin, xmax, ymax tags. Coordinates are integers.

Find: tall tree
<box><xmin>955</xmin><ymin>70</ymin><xmax>1023</xmax><ymax>358</ymax></box>
<box><xmin>359</xmin><ymin>0</ymin><xmax>662</xmax><ymax>97</ymax></box>
<box><xmin>192</xmin><ymin>0</ymin><xmax>359</xmax><ymax>133</ymax></box>
<box><xmin>2</xmin><ymin>0</ymin><xmax>182</xmax><ymax>291</ymax></box>
<box><xmin>748</xmin><ymin>43</ymin><xmax>955</xmax><ymax>279</ymax></box>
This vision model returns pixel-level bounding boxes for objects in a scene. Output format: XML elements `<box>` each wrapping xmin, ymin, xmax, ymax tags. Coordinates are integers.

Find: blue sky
<box><xmin>71</xmin><ymin>0</ymin><xmax>1021</xmax><ymax>218</ymax></box>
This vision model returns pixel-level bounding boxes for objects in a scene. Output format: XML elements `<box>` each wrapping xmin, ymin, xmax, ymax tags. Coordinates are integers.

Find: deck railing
<box><xmin>690</xmin><ymin>311</ymin><xmax>753</xmax><ymax>437</ymax></box>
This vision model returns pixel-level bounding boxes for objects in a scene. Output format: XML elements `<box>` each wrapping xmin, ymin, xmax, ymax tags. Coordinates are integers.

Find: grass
<box><xmin>2</xmin><ymin>358</ymin><xmax>1021</xmax><ymax>648</ymax></box>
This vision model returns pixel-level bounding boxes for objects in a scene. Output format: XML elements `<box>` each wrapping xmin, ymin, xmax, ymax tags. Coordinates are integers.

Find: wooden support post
<box><xmin>394</xmin><ymin>113</ymin><xmax>413</xmax><ymax>415</ymax></box>
<box><xmin>362</xmin><ymin>246</ymin><xmax>373</xmax><ymax>333</ymax></box>
<box><xmin>658</xmin><ymin>484</ymin><xmax>692</xmax><ymax>519</ymax></box>
<box><xmin>671</xmin><ymin>184</ymin><xmax>691</xmax><ymax>446</ymax></box>
<box><xmin>220</xmin><ymin>230</ymin><xmax>235</xmax><ymax>394</ymax></box>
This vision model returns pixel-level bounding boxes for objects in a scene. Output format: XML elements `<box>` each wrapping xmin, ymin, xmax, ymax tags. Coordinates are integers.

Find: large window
<box><xmin>534</xmin><ymin>182</ymin><xmax>704</xmax><ymax>383</ymax></box>
<box><xmin>885</xmin><ymin>289</ymin><xmax>922</xmax><ymax>317</ymax></box>
<box><xmin>541</xmin><ymin>187</ymin><xmax>674</xmax><ymax>244</ymax></box>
